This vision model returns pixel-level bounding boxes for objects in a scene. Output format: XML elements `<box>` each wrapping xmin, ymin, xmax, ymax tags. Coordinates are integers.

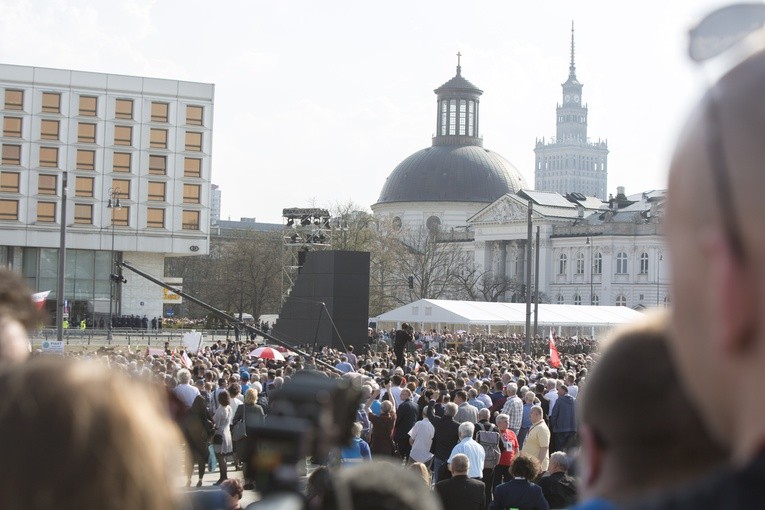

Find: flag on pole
<box><xmin>181</xmin><ymin>350</ymin><xmax>192</xmax><ymax>369</ymax></box>
<box><xmin>549</xmin><ymin>328</ymin><xmax>561</xmax><ymax>368</ymax></box>
<box><xmin>32</xmin><ymin>290</ymin><xmax>51</xmax><ymax>310</ymax></box>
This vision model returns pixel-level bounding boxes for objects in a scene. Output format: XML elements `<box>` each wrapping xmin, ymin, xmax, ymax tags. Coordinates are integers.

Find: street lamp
<box><xmin>106</xmin><ymin>188</ymin><xmax>121</xmax><ymax>342</ymax></box>
<box><xmin>586</xmin><ymin>237</ymin><xmax>594</xmax><ymax>305</ymax></box>
<box><xmin>656</xmin><ymin>252</ymin><xmax>663</xmax><ymax>306</ymax></box>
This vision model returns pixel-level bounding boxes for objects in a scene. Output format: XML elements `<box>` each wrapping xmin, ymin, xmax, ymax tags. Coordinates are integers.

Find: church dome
<box><xmin>376</xmin><ymin>144</ymin><xmax>526</xmax><ymax>204</ymax></box>
<box><xmin>375</xmin><ymin>58</ymin><xmax>527</xmax><ymax>206</ymax></box>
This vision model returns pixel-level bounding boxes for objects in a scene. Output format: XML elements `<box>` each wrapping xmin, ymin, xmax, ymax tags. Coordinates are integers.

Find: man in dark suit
<box><xmin>428</xmin><ymin>399</ymin><xmax>461</xmax><ymax>483</ymax></box>
<box><xmin>393</xmin><ymin>323</ymin><xmax>413</xmax><ymax>368</ymax></box>
<box><xmin>435</xmin><ymin>454</ymin><xmax>485</xmax><ymax>510</ymax></box>
<box><xmin>394</xmin><ymin>388</ymin><xmax>419</xmax><ymax>461</ymax></box>
<box><xmin>537</xmin><ymin>451</ymin><xmax>577</xmax><ymax>509</ymax></box>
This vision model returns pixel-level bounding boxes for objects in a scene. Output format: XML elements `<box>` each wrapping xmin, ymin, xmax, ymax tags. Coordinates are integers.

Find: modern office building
<box><xmin>0</xmin><ymin>63</ymin><xmax>214</xmax><ymax>324</ymax></box>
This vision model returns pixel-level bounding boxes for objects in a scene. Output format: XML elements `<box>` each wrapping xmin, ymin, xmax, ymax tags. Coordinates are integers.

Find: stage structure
<box><xmin>281</xmin><ymin>207</ymin><xmax>333</xmax><ymax>303</ymax></box>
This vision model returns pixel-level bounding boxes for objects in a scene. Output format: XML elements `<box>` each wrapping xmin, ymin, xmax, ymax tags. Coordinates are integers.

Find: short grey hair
<box><xmin>550</xmin><ymin>451</ymin><xmax>569</xmax><ymax>471</ymax></box>
<box><xmin>478</xmin><ymin>408</ymin><xmax>490</xmax><ymax>421</ymax></box>
<box><xmin>444</xmin><ymin>402</ymin><xmax>458</xmax><ymax>417</ymax></box>
<box><xmin>458</xmin><ymin>421</ymin><xmax>475</xmax><ymax>439</ymax></box>
<box><xmin>177</xmin><ymin>369</ymin><xmax>191</xmax><ymax>384</ymax></box>
<box><xmin>506</xmin><ymin>382</ymin><xmax>518</xmax><ymax>396</ymax></box>
<box><xmin>496</xmin><ymin>413</ymin><xmax>509</xmax><ymax>424</ymax></box>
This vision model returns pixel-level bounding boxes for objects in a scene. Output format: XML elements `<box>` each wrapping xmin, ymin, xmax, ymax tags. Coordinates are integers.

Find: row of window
<box><xmin>1</xmin><ymin>119</ymin><xmax>203</xmax><ymax>150</ymax></box>
<box><xmin>439</xmin><ymin>99</ymin><xmax>477</xmax><ymax>137</ymax></box>
<box><xmin>1</xmin><ymin>146</ymin><xmax>202</xmax><ymax>177</ymax></box>
<box><xmin>0</xmin><ymin>174</ymin><xmax>200</xmax><ymax>203</ymax></box>
<box><xmin>4</xmin><ymin>90</ymin><xmax>204</xmax><ymax>125</ymax></box>
<box><xmin>0</xmin><ymin>199</ymin><xmax>200</xmax><ymax>229</ymax></box>
<box><xmin>555</xmin><ymin>293</ymin><xmax>671</xmax><ymax>307</ymax></box>
<box><xmin>558</xmin><ymin>252</ymin><xmax>654</xmax><ymax>276</ymax></box>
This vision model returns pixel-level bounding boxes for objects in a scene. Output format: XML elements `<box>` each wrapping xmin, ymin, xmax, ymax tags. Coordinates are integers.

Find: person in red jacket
<box><xmin>492</xmin><ymin>413</ymin><xmax>520</xmax><ymax>495</ymax></box>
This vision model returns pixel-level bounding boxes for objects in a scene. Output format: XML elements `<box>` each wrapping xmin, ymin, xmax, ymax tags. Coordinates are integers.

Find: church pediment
<box><xmin>469</xmin><ymin>195</ymin><xmax>539</xmax><ymax>225</ymax></box>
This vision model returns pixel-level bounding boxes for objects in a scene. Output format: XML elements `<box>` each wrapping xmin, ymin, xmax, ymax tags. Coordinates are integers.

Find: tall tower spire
<box><xmin>569</xmin><ymin>21</ymin><xmax>576</xmax><ymax>78</ymax></box>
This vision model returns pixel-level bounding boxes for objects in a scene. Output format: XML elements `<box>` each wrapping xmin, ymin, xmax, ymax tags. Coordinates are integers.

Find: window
<box><xmin>574</xmin><ymin>294</ymin><xmax>582</xmax><ymax>305</ymax></box>
<box><xmin>184</xmin><ymin>157</ymin><xmax>201</xmax><ymax>177</ymax></box>
<box><xmin>0</xmin><ymin>199</ymin><xmax>18</xmax><ymax>220</ymax></box>
<box><xmin>4</xmin><ymin>90</ymin><xmax>23</xmax><ymax>110</ymax></box>
<box><xmin>111</xmin><ymin>179</ymin><xmax>131</xmax><ymax>198</ymax></box>
<box><xmin>37</xmin><ymin>202</ymin><xmax>56</xmax><ymax>222</ymax></box>
<box><xmin>113</xmin><ymin>152</ymin><xmax>131</xmax><ymax>172</ymax></box>
<box><xmin>576</xmin><ymin>252</ymin><xmax>585</xmax><ymax>275</ymax></box>
<box><xmin>616</xmin><ymin>252</ymin><xmax>628</xmax><ymax>274</ymax></box>
<box><xmin>115</xmin><ymin>99</ymin><xmax>133</xmax><ymax>119</ymax></box>
<box><xmin>3</xmin><ymin>117</ymin><xmax>21</xmax><ymax>138</ymax></box>
<box><xmin>663</xmin><ymin>295</ymin><xmax>671</xmax><ymax>307</ymax></box>
<box><xmin>150</xmin><ymin>128</ymin><xmax>168</xmax><ymax>148</ymax></box>
<box><xmin>185</xmin><ymin>131</ymin><xmax>202</xmax><ymax>151</ymax></box>
<box><xmin>592</xmin><ymin>294</ymin><xmax>599</xmax><ymax>306</ymax></box>
<box><xmin>75</xmin><ymin>176</ymin><xmax>94</xmax><ymax>197</ymax></box>
<box><xmin>558</xmin><ymin>254</ymin><xmax>568</xmax><ymax>275</ymax></box>
<box><xmin>186</xmin><ymin>105</ymin><xmax>203</xmax><ymax>125</ymax></box>
<box><xmin>147</xmin><ymin>208</ymin><xmax>165</xmax><ymax>228</ymax></box>
<box><xmin>151</xmin><ymin>102</ymin><xmax>169</xmax><ymax>123</ymax></box>
<box><xmin>78</xmin><ymin>122</ymin><xmax>96</xmax><ymax>143</ymax></box>
<box><xmin>40</xmin><ymin>119</ymin><xmax>59</xmax><ymax>140</ymax></box>
<box><xmin>1</xmin><ymin>145</ymin><xmax>20</xmax><ymax>165</ymax></box>
<box><xmin>76</xmin><ymin>150</ymin><xmax>95</xmax><ymax>171</ymax></box>
<box><xmin>41</xmin><ymin>92</ymin><xmax>61</xmax><ymax>113</ymax></box>
<box><xmin>79</xmin><ymin>96</ymin><xmax>97</xmax><ymax>116</ymax></box>
<box><xmin>183</xmin><ymin>184</ymin><xmax>200</xmax><ymax>204</ymax></box>
<box><xmin>182</xmin><ymin>210</ymin><xmax>200</xmax><ymax>230</ymax></box>
<box><xmin>39</xmin><ymin>147</ymin><xmax>58</xmax><ymax>168</ymax></box>
<box><xmin>149</xmin><ymin>155</ymin><xmax>166</xmax><ymax>175</ymax></box>
<box><xmin>616</xmin><ymin>295</ymin><xmax>627</xmax><ymax>307</ymax></box>
<box><xmin>111</xmin><ymin>206</ymin><xmax>129</xmax><ymax>227</ymax></box>
<box><xmin>0</xmin><ymin>172</ymin><xmax>20</xmax><ymax>192</ymax></box>
<box><xmin>594</xmin><ymin>252</ymin><xmax>602</xmax><ymax>274</ymax></box>
<box><xmin>38</xmin><ymin>175</ymin><xmax>57</xmax><ymax>195</ymax></box>
<box><xmin>148</xmin><ymin>181</ymin><xmax>165</xmax><ymax>201</ymax></box>
<box><xmin>114</xmin><ymin>126</ymin><xmax>132</xmax><ymax>146</ymax></box>
<box><xmin>639</xmin><ymin>252</ymin><xmax>649</xmax><ymax>275</ymax></box>
<box><xmin>557</xmin><ymin>294</ymin><xmax>564</xmax><ymax>305</ymax></box>
<box><xmin>74</xmin><ymin>203</ymin><xmax>93</xmax><ymax>224</ymax></box>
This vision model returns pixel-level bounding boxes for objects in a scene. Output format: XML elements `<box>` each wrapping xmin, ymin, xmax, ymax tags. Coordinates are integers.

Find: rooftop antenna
<box><xmin>569</xmin><ymin>21</ymin><xmax>577</xmax><ymax>77</ymax></box>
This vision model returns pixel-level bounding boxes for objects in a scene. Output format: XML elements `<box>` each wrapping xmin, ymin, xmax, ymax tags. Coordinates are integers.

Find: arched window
<box><xmin>616</xmin><ymin>252</ymin><xmax>628</xmax><ymax>274</ymax></box>
<box><xmin>593</xmin><ymin>252</ymin><xmax>602</xmax><ymax>274</ymax></box>
<box><xmin>591</xmin><ymin>294</ymin><xmax>599</xmax><ymax>306</ymax></box>
<box><xmin>559</xmin><ymin>254</ymin><xmax>568</xmax><ymax>275</ymax></box>
<box><xmin>639</xmin><ymin>252</ymin><xmax>649</xmax><ymax>275</ymax></box>
<box><xmin>576</xmin><ymin>252</ymin><xmax>585</xmax><ymax>275</ymax></box>
<box><xmin>574</xmin><ymin>294</ymin><xmax>582</xmax><ymax>305</ymax></box>
<box><xmin>616</xmin><ymin>295</ymin><xmax>627</xmax><ymax>307</ymax></box>
<box><xmin>557</xmin><ymin>294</ymin><xmax>565</xmax><ymax>304</ymax></box>
<box><xmin>391</xmin><ymin>216</ymin><xmax>402</xmax><ymax>231</ymax></box>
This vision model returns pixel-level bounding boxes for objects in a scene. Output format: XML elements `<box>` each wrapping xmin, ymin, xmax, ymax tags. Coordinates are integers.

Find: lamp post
<box><xmin>106</xmin><ymin>188</ymin><xmax>121</xmax><ymax>342</ymax></box>
<box><xmin>586</xmin><ymin>237</ymin><xmax>594</xmax><ymax>305</ymax></box>
<box><xmin>656</xmin><ymin>252</ymin><xmax>663</xmax><ymax>306</ymax></box>
<box><xmin>55</xmin><ymin>171</ymin><xmax>68</xmax><ymax>342</ymax></box>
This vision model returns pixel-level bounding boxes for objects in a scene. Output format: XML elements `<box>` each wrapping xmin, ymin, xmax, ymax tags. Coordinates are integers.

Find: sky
<box><xmin>0</xmin><ymin>0</ymin><xmax>730</xmax><ymax>223</ymax></box>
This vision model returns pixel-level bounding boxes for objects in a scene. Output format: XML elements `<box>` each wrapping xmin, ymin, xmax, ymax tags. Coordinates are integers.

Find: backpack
<box><xmin>477</xmin><ymin>425</ymin><xmax>501</xmax><ymax>469</ymax></box>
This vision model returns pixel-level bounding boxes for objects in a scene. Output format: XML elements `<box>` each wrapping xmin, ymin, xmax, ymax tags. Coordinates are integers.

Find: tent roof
<box><xmin>376</xmin><ymin>299</ymin><xmax>643</xmax><ymax>328</ymax></box>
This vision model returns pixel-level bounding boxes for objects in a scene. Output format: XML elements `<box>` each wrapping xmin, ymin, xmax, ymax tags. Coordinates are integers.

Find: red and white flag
<box><xmin>181</xmin><ymin>350</ymin><xmax>192</xmax><ymax>369</ymax></box>
<box><xmin>549</xmin><ymin>328</ymin><xmax>561</xmax><ymax>368</ymax></box>
<box><xmin>32</xmin><ymin>290</ymin><xmax>51</xmax><ymax>310</ymax></box>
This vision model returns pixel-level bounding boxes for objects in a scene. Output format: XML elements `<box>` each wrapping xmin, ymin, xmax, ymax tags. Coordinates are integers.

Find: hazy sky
<box><xmin>0</xmin><ymin>0</ymin><xmax>729</xmax><ymax>223</ymax></box>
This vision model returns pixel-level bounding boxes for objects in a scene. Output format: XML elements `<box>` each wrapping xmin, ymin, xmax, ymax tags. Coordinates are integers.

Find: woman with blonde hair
<box><xmin>0</xmin><ymin>357</ymin><xmax>180</xmax><ymax>510</ymax></box>
<box><xmin>409</xmin><ymin>462</ymin><xmax>431</xmax><ymax>487</ymax></box>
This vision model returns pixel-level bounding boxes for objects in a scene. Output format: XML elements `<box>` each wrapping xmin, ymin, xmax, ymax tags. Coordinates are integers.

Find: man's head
<box><xmin>450</xmin><ymin>454</ymin><xmax>469</xmax><ymax>476</ymax></box>
<box><xmin>556</xmin><ymin>385</ymin><xmax>568</xmax><ymax>398</ymax></box>
<box><xmin>667</xmin><ymin>47</ymin><xmax>765</xmax><ymax>463</ymax></box>
<box><xmin>400</xmin><ymin>388</ymin><xmax>411</xmax><ymax>401</ymax></box>
<box><xmin>530</xmin><ymin>406</ymin><xmax>543</xmax><ymax>424</ymax></box>
<box><xmin>495</xmin><ymin>413</ymin><xmax>509</xmax><ymax>431</ymax></box>
<box><xmin>478</xmin><ymin>408</ymin><xmax>490</xmax><ymax>422</ymax></box>
<box><xmin>443</xmin><ymin>402</ymin><xmax>458</xmax><ymax>418</ymax></box>
<box><xmin>548</xmin><ymin>451</ymin><xmax>569</xmax><ymax>474</ymax></box>
<box><xmin>578</xmin><ymin>313</ymin><xmax>727</xmax><ymax>503</ymax></box>
<box><xmin>454</xmin><ymin>390</ymin><xmax>467</xmax><ymax>404</ymax></box>
<box><xmin>506</xmin><ymin>382</ymin><xmax>518</xmax><ymax>396</ymax></box>
<box><xmin>458</xmin><ymin>421</ymin><xmax>475</xmax><ymax>440</ymax></box>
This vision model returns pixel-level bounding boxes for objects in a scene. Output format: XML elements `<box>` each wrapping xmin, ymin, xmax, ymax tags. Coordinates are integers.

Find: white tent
<box><xmin>375</xmin><ymin>299</ymin><xmax>644</xmax><ymax>336</ymax></box>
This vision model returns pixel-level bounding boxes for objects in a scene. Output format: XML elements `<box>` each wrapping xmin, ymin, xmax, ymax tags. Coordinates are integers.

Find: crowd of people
<box><xmin>2</xmin><ymin>10</ymin><xmax>765</xmax><ymax>508</ymax></box>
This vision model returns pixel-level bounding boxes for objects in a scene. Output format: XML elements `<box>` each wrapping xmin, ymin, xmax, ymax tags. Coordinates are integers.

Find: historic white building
<box><xmin>0</xmin><ymin>63</ymin><xmax>214</xmax><ymax>323</ymax></box>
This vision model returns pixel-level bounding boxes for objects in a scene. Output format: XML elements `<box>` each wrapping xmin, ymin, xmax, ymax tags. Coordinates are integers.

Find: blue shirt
<box><xmin>448</xmin><ymin>437</ymin><xmax>486</xmax><ymax>479</ymax></box>
<box><xmin>521</xmin><ymin>402</ymin><xmax>534</xmax><ymax>428</ymax></box>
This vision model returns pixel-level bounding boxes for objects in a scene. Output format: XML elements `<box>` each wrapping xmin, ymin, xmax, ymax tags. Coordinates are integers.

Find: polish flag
<box><xmin>549</xmin><ymin>329</ymin><xmax>561</xmax><ymax>368</ymax></box>
<box><xmin>181</xmin><ymin>350</ymin><xmax>192</xmax><ymax>369</ymax></box>
<box><xmin>32</xmin><ymin>291</ymin><xmax>51</xmax><ymax>310</ymax></box>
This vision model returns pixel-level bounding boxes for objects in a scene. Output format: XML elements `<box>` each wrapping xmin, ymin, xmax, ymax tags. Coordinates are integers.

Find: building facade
<box><xmin>534</xmin><ymin>26</ymin><xmax>609</xmax><ymax>200</ymax></box>
<box><xmin>0</xmin><ymin>64</ymin><xmax>214</xmax><ymax>324</ymax></box>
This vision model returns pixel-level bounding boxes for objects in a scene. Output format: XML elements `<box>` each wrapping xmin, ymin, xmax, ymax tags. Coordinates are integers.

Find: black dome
<box><xmin>376</xmin><ymin>144</ymin><xmax>527</xmax><ymax>204</ymax></box>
